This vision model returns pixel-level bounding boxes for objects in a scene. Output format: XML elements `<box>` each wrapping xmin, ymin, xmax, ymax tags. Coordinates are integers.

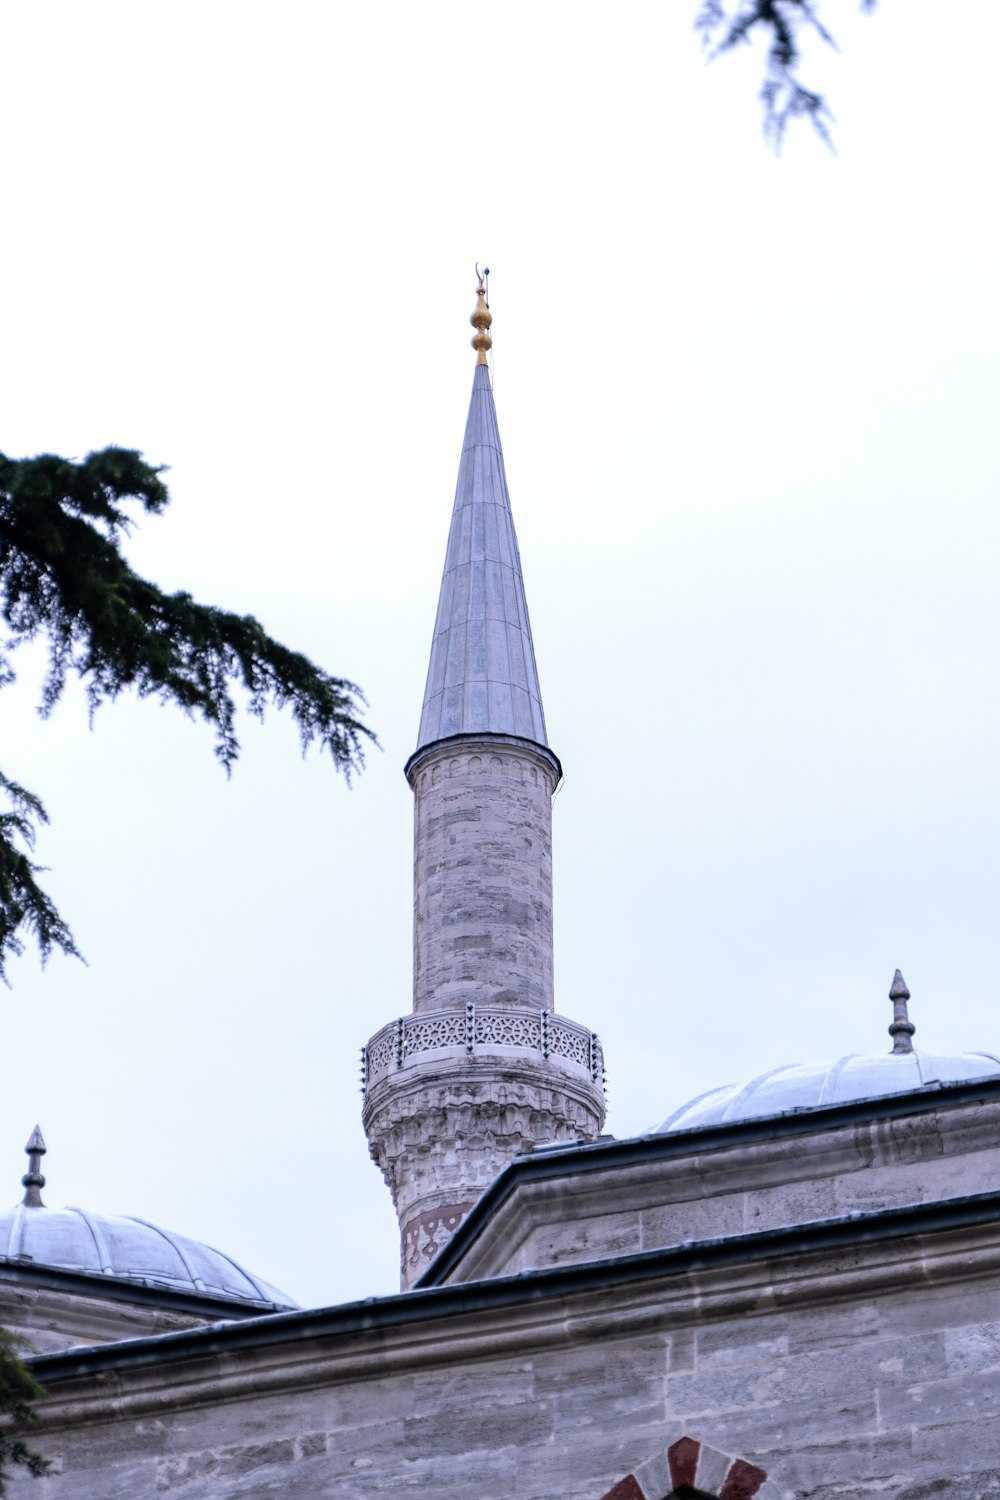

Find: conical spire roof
<box><xmin>416</xmin><ymin>362</ymin><xmax>548</xmax><ymax>750</ymax></box>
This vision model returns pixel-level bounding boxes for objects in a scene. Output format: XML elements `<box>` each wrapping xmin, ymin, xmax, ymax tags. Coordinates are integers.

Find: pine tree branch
<box><xmin>0</xmin><ymin>448</ymin><xmax>373</xmax><ymax>773</ymax></box>
<box><xmin>0</xmin><ymin>445</ymin><xmax>376</xmax><ymax>980</ymax></box>
<box><xmin>0</xmin><ymin>1329</ymin><xmax>51</xmax><ymax>1493</ymax></box>
<box><xmin>0</xmin><ymin>771</ymin><xmax>83</xmax><ymax>986</ymax></box>
<box><xmin>697</xmin><ymin>0</ymin><xmax>879</xmax><ymax>149</ymax></box>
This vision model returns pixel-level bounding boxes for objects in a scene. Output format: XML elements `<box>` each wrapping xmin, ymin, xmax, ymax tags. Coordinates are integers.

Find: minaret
<box><xmin>363</xmin><ymin>274</ymin><xmax>606</xmax><ymax>1288</ymax></box>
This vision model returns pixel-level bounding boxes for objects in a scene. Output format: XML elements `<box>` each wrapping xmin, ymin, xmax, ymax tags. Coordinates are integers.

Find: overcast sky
<box><xmin>2</xmin><ymin>2</ymin><xmax>999</xmax><ymax>1309</ymax></box>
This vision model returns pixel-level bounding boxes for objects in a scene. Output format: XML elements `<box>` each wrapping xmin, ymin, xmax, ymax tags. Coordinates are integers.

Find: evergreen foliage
<box><xmin>0</xmin><ymin>446</ymin><xmax>373</xmax><ymax>982</ymax></box>
<box><xmin>0</xmin><ymin>771</ymin><xmax>82</xmax><ymax>982</ymax></box>
<box><xmin>697</xmin><ymin>0</ymin><xmax>878</xmax><ymax>147</ymax></box>
<box><xmin>0</xmin><ymin>1329</ymin><xmax>50</xmax><ymax>1494</ymax></box>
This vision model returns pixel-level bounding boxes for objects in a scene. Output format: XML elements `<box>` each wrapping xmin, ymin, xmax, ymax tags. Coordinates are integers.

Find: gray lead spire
<box><xmin>888</xmin><ymin>969</ymin><xmax>915</xmax><ymax>1054</ymax></box>
<box><xmin>416</xmin><ymin>361</ymin><xmax>548</xmax><ymax>751</ymax></box>
<box><xmin>21</xmin><ymin>1125</ymin><xmax>46</xmax><ymax>1207</ymax></box>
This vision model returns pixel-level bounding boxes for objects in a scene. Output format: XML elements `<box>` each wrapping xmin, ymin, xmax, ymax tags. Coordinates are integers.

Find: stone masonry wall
<box><xmin>0</xmin><ymin>1281</ymin><xmax>212</xmax><ymax>1355</ymax></box>
<box><xmin>16</xmin><ymin>1225</ymin><xmax>1000</xmax><ymax>1500</ymax></box>
<box><xmin>442</xmin><ymin>1093</ymin><xmax>1000</xmax><ymax>1284</ymax></box>
<box><xmin>408</xmin><ymin>736</ymin><xmax>560</xmax><ymax>1013</ymax></box>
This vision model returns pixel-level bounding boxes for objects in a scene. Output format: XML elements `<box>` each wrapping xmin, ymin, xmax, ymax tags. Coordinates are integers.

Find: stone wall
<box><xmin>16</xmin><ymin>1205</ymin><xmax>1000</xmax><ymax>1500</ymax></box>
<box><xmin>0</xmin><ymin>1275</ymin><xmax>246</xmax><ymax>1355</ymax></box>
<box><xmin>407</xmin><ymin>735</ymin><xmax>561</xmax><ymax>1013</ymax></box>
<box><xmin>436</xmin><ymin>1085</ymin><xmax>1000</xmax><ymax>1285</ymax></box>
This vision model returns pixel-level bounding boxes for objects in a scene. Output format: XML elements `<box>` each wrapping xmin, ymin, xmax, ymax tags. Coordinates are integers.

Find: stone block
<box><xmin>630</xmin><ymin>1445</ymin><xmax>672</xmax><ymax>1500</ymax></box>
<box><xmin>695</xmin><ymin>1441</ymin><xmax>733</xmax><ymax>1495</ymax></box>
<box><xmin>695</xmin><ymin>1321</ymin><xmax>790</xmax><ymax>1369</ymax></box>
<box><xmin>743</xmin><ymin>1178</ymin><xmax>837</xmax><ymax>1231</ymax></box>
<box><xmin>667</xmin><ymin>1328</ymin><xmax>696</xmax><ymax>1373</ymax></box>
<box><xmin>413</xmin><ymin>1356</ymin><xmax>533</xmax><ymax>1415</ymax></box>
<box><xmin>640</xmin><ymin>1194</ymin><xmax>745</xmax><ymax>1250</ymax></box>
<box><xmin>944</xmin><ymin>1319</ymin><xmax>1000</xmax><ymax>1377</ymax></box>
<box><xmin>784</xmin><ymin>1296</ymin><xmax>880</xmax><ymax>1354</ymax></box>
<box><xmin>669</xmin><ymin>1339</ymin><xmax>882</xmax><ymax>1418</ymax></box>
<box><xmin>401</xmin><ymin>1396</ymin><xmax>553</xmax><ymax>1460</ymax></box>
<box><xmin>517</xmin><ymin>1422</ymin><xmax>664</xmax><ymax>1500</ymax></box>
<box><xmin>882</xmin><ymin>1366</ymin><xmax>1000</xmax><ymax>1429</ymax></box>
<box><xmin>675</xmin><ymin>1388</ymin><xmax>879</xmax><ymax>1459</ymax></box>
<box><xmin>529</xmin><ymin>1210</ymin><xmax>643</xmax><ymax>1267</ymax></box>
<box><xmin>881</xmin><ymin>1279</ymin><xmax>1000</xmax><ymax>1342</ymax></box>
<box><xmin>532</xmin><ymin>1336</ymin><xmax>670</xmax><ymax>1399</ymax></box>
<box><xmin>758</xmin><ymin>1430</ymin><xmax>915</xmax><ymax>1493</ymax></box>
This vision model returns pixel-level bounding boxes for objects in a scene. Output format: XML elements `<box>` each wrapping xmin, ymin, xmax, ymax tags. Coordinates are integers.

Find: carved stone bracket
<box><xmin>366</xmin><ymin>1075</ymin><xmax>604</xmax><ymax>1206</ymax></box>
<box><xmin>365</xmin><ymin>1064</ymin><xmax>605</xmax><ymax>1288</ymax></box>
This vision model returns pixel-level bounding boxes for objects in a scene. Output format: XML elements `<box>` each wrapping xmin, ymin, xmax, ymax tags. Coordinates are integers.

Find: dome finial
<box><xmin>470</xmin><ymin>264</ymin><xmax>492</xmax><ymax>366</ymax></box>
<box><xmin>888</xmin><ymin>969</ymin><xmax>915</xmax><ymax>1054</ymax></box>
<box><xmin>21</xmin><ymin>1125</ymin><xmax>46</xmax><ymax>1207</ymax></box>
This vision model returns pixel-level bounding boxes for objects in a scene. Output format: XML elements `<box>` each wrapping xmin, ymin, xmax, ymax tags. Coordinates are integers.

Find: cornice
<box><xmin>27</xmin><ymin>1190</ymin><xmax>1000</xmax><ymax>1427</ymax></box>
<box><xmin>404</xmin><ymin>732</ymin><xmax>562</xmax><ymax>787</ymax></box>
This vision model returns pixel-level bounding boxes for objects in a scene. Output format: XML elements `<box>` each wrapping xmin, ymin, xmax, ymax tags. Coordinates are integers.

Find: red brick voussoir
<box><xmin>719</xmin><ymin>1458</ymin><xmax>769</xmax><ymax>1500</ymax></box>
<box><xmin>600</xmin><ymin>1479</ymin><xmax>646</xmax><ymax>1500</ymax></box>
<box><xmin>666</xmin><ymin>1435</ymin><xmax>701</xmax><ymax>1488</ymax></box>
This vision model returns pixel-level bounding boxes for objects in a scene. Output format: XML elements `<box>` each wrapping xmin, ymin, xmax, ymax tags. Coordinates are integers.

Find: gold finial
<box><xmin>470</xmin><ymin>264</ymin><xmax>492</xmax><ymax>366</ymax></box>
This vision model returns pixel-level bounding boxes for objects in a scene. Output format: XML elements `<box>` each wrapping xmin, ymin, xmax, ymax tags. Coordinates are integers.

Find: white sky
<box><xmin>2</xmin><ymin>2</ymin><xmax>998</xmax><ymax>1310</ymax></box>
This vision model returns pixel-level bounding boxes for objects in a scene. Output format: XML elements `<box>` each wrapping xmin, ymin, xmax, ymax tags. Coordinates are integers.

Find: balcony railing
<box><xmin>361</xmin><ymin>1004</ymin><xmax>605</xmax><ymax>1101</ymax></box>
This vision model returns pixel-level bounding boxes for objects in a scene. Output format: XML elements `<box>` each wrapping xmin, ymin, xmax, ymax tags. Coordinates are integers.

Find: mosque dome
<box><xmin>1</xmin><ymin>1129</ymin><xmax>295</xmax><ymax>1311</ymax></box>
<box><xmin>657</xmin><ymin>971</ymin><xmax>1000</xmax><ymax>1134</ymax></box>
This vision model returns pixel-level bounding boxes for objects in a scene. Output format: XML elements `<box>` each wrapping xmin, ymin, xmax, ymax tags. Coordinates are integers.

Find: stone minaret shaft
<box><xmin>410</xmin><ymin>352</ymin><xmax>556</xmax><ymax>1016</ymax></box>
<box><xmin>363</xmin><ymin>277</ymin><xmax>605</xmax><ymax>1289</ymax></box>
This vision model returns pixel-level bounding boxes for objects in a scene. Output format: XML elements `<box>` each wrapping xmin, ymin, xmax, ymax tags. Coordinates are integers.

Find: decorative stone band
<box><xmin>400</xmin><ymin>1202</ymin><xmax>474</xmax><ymax>1284</ymax></box>
<box><xmin>361</xmin><ymin>1004</ymin><xmax>606</xmax><ymax>1104</ymax></box>
<box><xmin>404</xmin><ymin>731</ymin><xmax>562</xmax><ymax>792</ymax></box>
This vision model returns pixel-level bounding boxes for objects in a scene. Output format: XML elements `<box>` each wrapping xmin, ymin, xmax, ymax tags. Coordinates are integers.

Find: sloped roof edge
<box><xmin>30</xmin><ymin>1184</ymin><xmax>1000</xmax><ymax>1384</ymax></box>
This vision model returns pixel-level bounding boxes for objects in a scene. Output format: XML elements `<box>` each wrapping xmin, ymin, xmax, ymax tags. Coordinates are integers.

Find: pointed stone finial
<box><xmin>21</xmin><ymin>1125</ymin><xmax>46</xmax><ymax>1207</ymax></box>
<box><xmin>470</xmin><ymin>265</ymin><xmax>492</xmax><ymax>366</ymax></box>
<box><xmin>888</xmin><ymin>969</ymin><xmax>915</xmax><ymax>1054</ymax></box>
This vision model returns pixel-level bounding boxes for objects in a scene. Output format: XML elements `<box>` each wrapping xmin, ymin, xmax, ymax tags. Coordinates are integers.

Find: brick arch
<box><xmin>600</xmin><ymin>1434</ymin><xmax>768</xmax><ymax>1500</ymax></box>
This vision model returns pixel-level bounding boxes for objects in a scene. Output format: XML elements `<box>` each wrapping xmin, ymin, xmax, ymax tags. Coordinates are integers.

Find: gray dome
<box><xmin>0</xmin><ymin>1201</ymin><xmax>295</xmax><ymax>1310</ymax></box>
<box><xmin>657</xmin><ymin>1048</ymin><xmax>1000</xmax><ymax>1133</ymax></box>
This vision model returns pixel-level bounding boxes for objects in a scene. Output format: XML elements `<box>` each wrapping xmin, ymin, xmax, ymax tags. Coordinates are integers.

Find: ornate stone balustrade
<box><xmin>362</xmin><ymin>1005</ymin><xmax>605</xmax><ymax>1104</ymax></box>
